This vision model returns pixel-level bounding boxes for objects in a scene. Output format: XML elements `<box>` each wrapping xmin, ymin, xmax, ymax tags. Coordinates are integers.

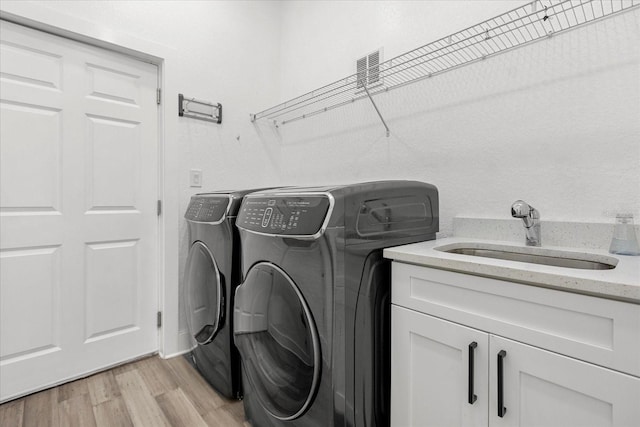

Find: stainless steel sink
<box><xmin>437</xmin><ymin>244</ymin><xmax>617</xmax><ymax>270</ymax></box>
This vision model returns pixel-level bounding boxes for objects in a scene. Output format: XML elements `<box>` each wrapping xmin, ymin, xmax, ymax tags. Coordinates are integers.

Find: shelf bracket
<box><xmin>179</xmin><ymin>94</ymin><xmax>222</xmax><ymax>124</ymax></box>
<box><xmin>361</xmin><ymin>83</ymin><xmax>390</xmax><ymax>137</ymax></box>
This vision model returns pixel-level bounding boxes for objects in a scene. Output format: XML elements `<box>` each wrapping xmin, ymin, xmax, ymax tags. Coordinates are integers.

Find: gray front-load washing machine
<box><xmin>183</xmin><ymin>189</ymin><xmax>269</xmax><ymax>399</ymax></box>
<box><xmin>233</xmin><ymin>181</ymin><xmax>439</xmax><ymax>426</ymax></box>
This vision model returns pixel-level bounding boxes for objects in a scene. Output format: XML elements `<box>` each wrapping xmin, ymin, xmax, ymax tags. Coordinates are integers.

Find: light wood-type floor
<box><xmin>0</xmin><ymin>355</ymin><xmax>248</xmax><ymax>427</ymax></box>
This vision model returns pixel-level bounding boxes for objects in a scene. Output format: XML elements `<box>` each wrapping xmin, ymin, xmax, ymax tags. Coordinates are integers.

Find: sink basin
<box><xmin>436</xmin><ymin>243</ymin><xmax>617</xmax><ymax>270</ymax></box>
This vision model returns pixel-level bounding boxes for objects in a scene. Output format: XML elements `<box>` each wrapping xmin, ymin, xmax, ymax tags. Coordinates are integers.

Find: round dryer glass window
<box><xmin>234</xmin><ymin>262</ymin><xmax>320</xmax><ymax>421</ymax></box>
<box><xmin>184</xmin><ymin>241</ymin><xmax>223</xmax><ymax>345</ymax></box>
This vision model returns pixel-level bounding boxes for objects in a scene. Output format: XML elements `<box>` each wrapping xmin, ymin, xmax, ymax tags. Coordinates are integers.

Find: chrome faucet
<box><xmin>511</xmin><ymin>200</ymin><xmax>541</xmax><ymax>246</ymax></box>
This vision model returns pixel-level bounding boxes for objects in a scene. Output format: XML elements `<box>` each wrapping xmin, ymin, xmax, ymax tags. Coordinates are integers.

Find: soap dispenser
<box><xmin>609</xmin><ymin>214</ymin><xmax>640</xmax><ymax>256</ymax></box>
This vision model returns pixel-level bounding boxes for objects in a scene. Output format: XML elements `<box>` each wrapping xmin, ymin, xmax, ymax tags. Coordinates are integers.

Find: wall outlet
<box><xmin>190</xmin><ymin>169</ymin><xmax>202</xmax><ymax>187</ymax></box>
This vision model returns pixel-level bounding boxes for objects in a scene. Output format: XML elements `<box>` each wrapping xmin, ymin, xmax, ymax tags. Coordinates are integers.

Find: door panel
<box><xmin>391</xmin><ymin>305</ymin><xmax>489</xmax><ymax>427</ymax></box>
<box><xmin>490</xmin><ymin>336</ymin><xmax>640</xmax><ymax>427</ymax></box>
<box><xmin>0</xmin><ymin>103</ymin><xmax>62</xmax><ymax>210</ymax></box>
<box><xmin>0</xmin><ymin>38</ymin><xmax>62</xmax><ymax>87</ymax></box>
<box><xmin>84</xmin><ymin>240</ymin><xmax>139</xmax><ymax>342</ymax></box>
<box><xmin>0</xmin><ymin>20</ymin><xmax>158</xmax><ymax>401</ymax></box>
<box><xmin>0</xmin><ymin>246</ymin><xmax>61</xmax><ymax>361</ymax></box>
<box><xmin>86</xmin><ymin>63</ymin><xmax>141</xmax><ymax>104</ymax></box>
<box><xmin>85</xmin><ymin>116</ymin><xmax>141</xmax><ymax>210</ymax></box>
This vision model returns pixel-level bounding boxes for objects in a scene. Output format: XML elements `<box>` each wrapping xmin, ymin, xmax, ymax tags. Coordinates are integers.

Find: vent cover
<box><xmin>368</xmin><ymin>50</ymin><xmax>380</xmax><ymax>85</ymax></box>
<box><xmin>356</xmin><ymin>57</ymin><xmax>368</xmax><ymax>89</ymax></box>
<box><xmin>356</xmin><ymin>48</ymin><xmax>383</xmax><ymax>91</ymax></box>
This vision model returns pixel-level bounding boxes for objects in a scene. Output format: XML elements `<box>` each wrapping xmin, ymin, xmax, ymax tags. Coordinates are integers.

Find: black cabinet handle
<box><xmin>468</xmin><ymin>342</ymin><xmax>478</xmax><ymax>404</ymax></box>
<box><xmin>497</xmin><ymin>350</ymin><xmax>507</xmax><ymax>418</ymax></box>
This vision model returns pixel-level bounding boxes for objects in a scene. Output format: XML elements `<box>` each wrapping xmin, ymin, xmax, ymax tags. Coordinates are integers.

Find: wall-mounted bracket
<box><xmin>179</xmin><ymin>94</ymin><xmax>222</xmax><ymax>124</ymax></box>
<box><xmin>361</xmin><ymin>83</ymin><xmax>390</xmax><ymax>137</ymax></box>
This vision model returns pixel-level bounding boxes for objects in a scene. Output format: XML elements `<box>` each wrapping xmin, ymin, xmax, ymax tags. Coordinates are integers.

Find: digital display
<box><xmin>237</xmin><ymin>196</ymin><xmax>331</xmax><ymax>236</ymax></box>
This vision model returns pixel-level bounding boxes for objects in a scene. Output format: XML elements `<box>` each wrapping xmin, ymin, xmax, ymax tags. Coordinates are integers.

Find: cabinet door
<box><xmin>391</xmin><ymin>305</ymin><xmax>489</xmax><ymax>427</ymax></box>
<box><xmin>490</xmin><ymin>336</ymin><xmax>640</xmax><ymax>427</ymax></box>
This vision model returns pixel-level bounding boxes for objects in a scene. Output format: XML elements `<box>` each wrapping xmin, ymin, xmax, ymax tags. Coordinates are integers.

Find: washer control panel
<box><xmin>237</xmin><ymin>195</ymin><xmax>331</xmax><ymax>236</ymax></box>
<box><xmin>184</xmin><ymin>196</ymin><xmax>230</xmax><ymax>223</ymax></box>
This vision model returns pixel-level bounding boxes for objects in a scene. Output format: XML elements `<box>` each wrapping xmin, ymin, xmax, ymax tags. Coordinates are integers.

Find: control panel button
<box><xmin>262</xmin><ymin>207</ymin><xmax>273</xmax><ymax>227</ymax></box>
<box><xmin>237</xmin><ymin>195</ymin><xmax>330</xmax><ymax>236</ymax></box>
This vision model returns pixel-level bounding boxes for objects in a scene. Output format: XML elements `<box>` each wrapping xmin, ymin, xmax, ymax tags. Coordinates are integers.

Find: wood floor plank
<box><xmin>220</xmin><ymin>401</ymin><xmax>246</xmax><ymax>423</ymax></box>
<box><xmin>22</xmin><ymin>387</ymin><xmax>59</xmax><ymax>427</ymax></box>
<box><xmin>110</xmin><ymin>357</ymin><xmax>144</xmax><ymax>377</ymax></box>
<box><xmin>0</xmin><ymin>398</ymin><xmax>24</xmax><ymax>427</ymax></box>
<box><xmin>0</xmin><ymin>355</ymin><xmax>247</xmax><ymax>427</ymax></box>
<box><xmin>136</xmin><ymin>356</ymin><xmax>179</xmax><ymax>396</ymax></box>
<box><xmin>87</xmin><ymin>370</ymin><xmax>121</xmax><ymax>406</ymax></box>
<box><xmin>155</xmin><ymin>388</ymin><xmax>208</xmax><ymax>427</ymax></box>
<box><xmin>115</xmin><ymin>368</ymin><xmax>172</xmax><ymax>427</ymax></box>
<box><xmin>58</xmin><ymin>393</ymin><xmax>97</xmax><ymax>427</ymax></box>
<box><xmin>203</xmin><ymin>405</ymin><xmax>244</xmax><ymax>427</ymax></box>
<box><xmin>93</xmin><ymin>397</ymin><xmax>134</xmax><ymax>427</ymax></box>
<box><xmin>164</xmin><ymin>356</ymin><xmax>226</xmax><ymax>415</ymax></box>
<box><xmin>57</xmin><ymin>377</ymin><xmax>89</xmax><ymax>402</ymax></box>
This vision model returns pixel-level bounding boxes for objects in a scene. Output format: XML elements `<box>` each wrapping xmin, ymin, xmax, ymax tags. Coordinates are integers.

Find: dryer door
<box><xmin>184</xmin><ymin>241</ymin><xmax>223</xmax><ymax>345</ymax></box>
<box><xmin>234</xmin><ymin>262</ymin><xmax>321</xmax><ymax>421</ymax></box>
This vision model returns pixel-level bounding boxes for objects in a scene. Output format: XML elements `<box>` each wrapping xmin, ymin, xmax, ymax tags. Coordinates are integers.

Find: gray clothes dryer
<box><xmin>183</xmin><ymin>189</ymin><xmax>269</xmax><ymax>399</ymax></box>
<box><xmin>233</xmin><ymin>181</ymin><xmax>439</xmax><ymax>427</ymax></box>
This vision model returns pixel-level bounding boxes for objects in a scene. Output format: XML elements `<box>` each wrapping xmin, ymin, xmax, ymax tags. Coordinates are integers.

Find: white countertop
<box><xmin>384</xmin><ymin>237</ymin><xmax>640</xmax><ymax>304</ymax></box>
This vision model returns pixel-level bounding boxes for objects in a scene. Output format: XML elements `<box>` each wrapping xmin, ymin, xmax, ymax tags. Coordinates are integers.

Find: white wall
<box><xmin>266</xmin><ymin>1</ymin><xmax>640</xmax><ymax>238</ymax></box>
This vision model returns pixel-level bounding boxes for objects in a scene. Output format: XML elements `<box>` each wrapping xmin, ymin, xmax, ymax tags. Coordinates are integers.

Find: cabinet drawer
<box><xmin>391</xmin><ymin>262</ymin><xmax>640</xmax><ymax>377</ymax></box>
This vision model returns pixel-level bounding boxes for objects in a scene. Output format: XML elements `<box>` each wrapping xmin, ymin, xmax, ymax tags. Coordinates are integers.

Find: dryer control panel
<box><xmin>237</xmin><ymin>195</ymin><xmax>331</xmax><ymax>236</ymax></box>
<box><xmin>184</xmin><ymin>196</ymin><xmax>230</xmax><ymax>223</ymax></box>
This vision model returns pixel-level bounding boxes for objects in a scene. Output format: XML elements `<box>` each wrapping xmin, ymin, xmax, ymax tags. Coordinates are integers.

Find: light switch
<box><xmin>190</xmin><ymin>169</ymin><xmax>202</xmax><ymax>187</ymax></box>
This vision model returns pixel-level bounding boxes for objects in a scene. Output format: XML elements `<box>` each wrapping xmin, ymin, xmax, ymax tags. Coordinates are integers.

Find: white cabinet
<box><xmin>490</xmin><ymin>335</ymin><xmax>640</xmax><ymax>427</ymax></box>
<box><xmin>391</xmin><ymin>263</ymin><xmax>640</xmax><ymax>427</ymax></box>
<box><xmin>391</xmin><ymin>306</ymin><xmax>488</xmax><ymax>427</ymax></box>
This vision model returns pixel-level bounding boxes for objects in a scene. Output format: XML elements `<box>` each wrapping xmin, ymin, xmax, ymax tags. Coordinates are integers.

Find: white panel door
<box><xmin>391</xmin><ymin>305</ymin><xmax>489</xmax><ymax>427</ymax></box>
<box><xmin>489</xmin><ymin>336</ymin><xmax>640</xmax><ymax>427</ymax></box>
<box><xmin>0</xmin><ymin>20</ymin><xmax>159</xmax><ymax>401</ymax></box>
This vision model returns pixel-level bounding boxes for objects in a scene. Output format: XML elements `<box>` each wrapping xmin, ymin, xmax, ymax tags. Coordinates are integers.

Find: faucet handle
<box><xmin>511</xmin><ymin>200</ymin><xmax>541</xmax><ymax>246</ymax></box>
<box><xmin>511</xmin><ymin>200</ymin><xmax>539</xmax><ymax>226</ymax></box>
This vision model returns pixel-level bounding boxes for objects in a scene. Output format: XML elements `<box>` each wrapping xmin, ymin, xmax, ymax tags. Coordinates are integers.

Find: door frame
<box><xmin>0</xmin><ymin>3</ymin><xmax>182</xmax><ymax>358</ymax></box>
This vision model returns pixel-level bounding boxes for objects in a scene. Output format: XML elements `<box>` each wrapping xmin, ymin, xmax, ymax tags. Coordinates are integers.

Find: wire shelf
<box><xmin>250</xmin><ymin>0</ymin><xmax>639</xmax><ymax>128</ymax></box>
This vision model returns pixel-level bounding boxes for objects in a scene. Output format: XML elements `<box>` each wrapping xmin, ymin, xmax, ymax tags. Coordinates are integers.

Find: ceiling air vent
<box><xmin>356</xmin><ymin>48</ymin><xmax>383</xmax><ymax>92</ymax></box>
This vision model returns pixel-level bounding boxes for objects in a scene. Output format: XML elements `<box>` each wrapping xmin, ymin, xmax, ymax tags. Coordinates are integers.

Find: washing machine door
<box><xmin>234</xmin><ymin>262</ymin><xmax>321</xmax><ymax>421</ymax></box>
<box><xmin>185</xmin><ymin>241</ymin><xmax>223</xmax><ymax>345</ymax></box>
